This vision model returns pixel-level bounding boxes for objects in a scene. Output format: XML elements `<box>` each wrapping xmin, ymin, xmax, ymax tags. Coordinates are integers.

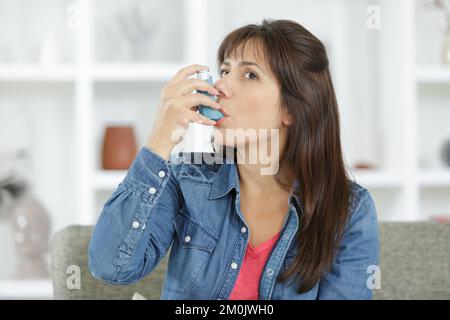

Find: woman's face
<box><xmin>213</xmin><ymin>39</ymin><xmax>291</xmax><ymax>149</ymax></box>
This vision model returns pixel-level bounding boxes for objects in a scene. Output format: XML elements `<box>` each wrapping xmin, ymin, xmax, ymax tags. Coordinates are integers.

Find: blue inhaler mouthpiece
<box><xmin>196</xmin><ymin>70</ymin><xmax>224</xmax><ymax>121</ymax></box>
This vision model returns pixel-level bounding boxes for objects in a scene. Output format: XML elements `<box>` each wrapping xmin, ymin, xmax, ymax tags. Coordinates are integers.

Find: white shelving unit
<box><xmin>419</xmin><ymin>169</ymin><xmax>450</xmax><ymax>187</ymax></box>
<box><xmin>0</xmin><ymin>280</ymin><xmax>53</xmax><ymax>300</ymax></box>
<box><xmin>416</xmin><ymin>66</ymin><xmax>450</xmax><ymax>83</ymax></box>
<box><xmin>90</xmin><ymin>0</ymin><xmax>450</xmax><ymax>222</ymax></box>
<box><xmin>93</xmin><ymin>170</ymin><xmax>127</xmax><ymax>190</ymax></box>
<box><xmin>414</xmin><ymin>0</ymin><xmax>450</xmax><ymax>221</ymax></box>
<box><xmin>56</xmin><ymin>0</ymin><xmax>199</xmax><ymax>225</ymax></box>
<box><xmin>1</xmin><ymin>0</ymin><xmax>450</xmax><ymax>298</ymax></box>
<box><xmin>91</xmin><ymin>63</ymin><xmax>185</xmax><ymax>81</ymax></box>
<box><xmin>0</xmin><ymin>64</ymin><xmax>76</xmax><ymax>82</ymax></box>
<box><xmin>348</xmin><ymin>169</ymin><xmax>404</xmax><ymax>189</ymax></box>
<box><xmin>86</xmin><ymin>0</ymin><xmax>207</xmax><ymax>224</ymax></box>
<box><xmin>0</xmin><ymin>0</ymin><xmax>448</xmax><ymax>225</ymax></box>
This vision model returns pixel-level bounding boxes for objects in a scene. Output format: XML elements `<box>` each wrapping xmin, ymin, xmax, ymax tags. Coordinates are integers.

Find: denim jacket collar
<box><xmin>209</xmin><ymin>163</ymin><xmax>239</xmax><ymax>200</ymax></box>
<box><xmin>209</xmin><ymin>162</ymin><xmax>303</xmax><ymax>213</ymax></box>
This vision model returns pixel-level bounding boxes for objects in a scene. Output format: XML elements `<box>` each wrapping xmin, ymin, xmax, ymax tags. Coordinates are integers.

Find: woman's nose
<box><xmin>215</xmin><ymin>90</ymin><xmax>225</xmax><ymax>101</ymax></box>
<box><xmin>213</xmin><ymin>78</ymin><xmax>230</xmax><ymax>101</ymax></box>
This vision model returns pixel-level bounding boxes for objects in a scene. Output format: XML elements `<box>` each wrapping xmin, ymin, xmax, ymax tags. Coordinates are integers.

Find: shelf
<box><xmin>416</xmin><ymin>66</ymin><xmax>450</xmax><ymax>83</ymax></box>
<box><xmin>0</xmin><ymin>63</ymin><xmax>188</xmax><ymax>82</ymax></box>
<box><xmin>0</xmin><ymin>280</ymin><xmax>53</xmax><ymax>299</ymax></box>
<box><xmin>0</xmin><ymin>64</ymin><xmax>76</xmax><ymax>82</ymax></box>
<box><xmin>419</xmin><ymin>169</ymin><xmax>450</xmax><ymax>187</ymax></box>
<box><xmin>92</xmin><ymin>63</ymin><xmax>186</xmax><ymax>82</ymax></box>
<box><xmin>92</xmin><ymin>166</ymin><xmax>450</xmax><ymax>190</ymax></box>
<box><xmin>94</xmin><ymin>169</ymin><xmax>407</xmax><ymax>190</ymax></box>
<box><xmin>349</xmin><ymin>169</ymin><xmax>450</xmax><ymax>188</ymax></box>
<box><xmin>348</xmin><ymin>170</ymin><xmax>403</xmax><ymax>189</ymax></box>
<box><xmin>93</xmin><ymin>170</ymin><xmax>127</xmax><ymax>190</ymax></box>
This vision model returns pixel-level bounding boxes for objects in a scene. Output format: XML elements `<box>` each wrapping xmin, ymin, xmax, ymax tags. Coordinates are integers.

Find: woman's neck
<box><xmin>235</xmin><ymin>141</ymin><xmax>293</xmax><ymax>197</ymax></box>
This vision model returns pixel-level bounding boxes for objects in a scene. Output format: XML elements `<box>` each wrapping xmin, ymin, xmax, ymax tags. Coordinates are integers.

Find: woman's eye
<box><xmin>219</xmin><ymin>69</ymin><xmax>228</xmax><ymax>77</ymax></box>
<box><xmin>244</xmin><ymin>71</ymin><xmax>258</xmax><ymax>80</ymax></box>
<box><xmin>219</xmin><ymin>69</ymin><xmax>257</xmax><ymax>80</ymax></box>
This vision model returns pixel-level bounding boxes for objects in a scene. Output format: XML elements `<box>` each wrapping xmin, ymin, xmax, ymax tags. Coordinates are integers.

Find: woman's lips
<box><xmin>215</xmin><ymin>117</ymin><xmax>226</xmax><ymax>125</ymax></box>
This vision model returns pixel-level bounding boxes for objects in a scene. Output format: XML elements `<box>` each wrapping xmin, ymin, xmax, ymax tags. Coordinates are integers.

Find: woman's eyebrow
<box><xmin>221</xmin><ymin>60</ymin><xmax>266</xmax><ymax>74</ymax></box>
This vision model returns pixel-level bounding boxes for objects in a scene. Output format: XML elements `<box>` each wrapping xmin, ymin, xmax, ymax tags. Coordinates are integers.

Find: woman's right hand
<box><xmin>146</xmin><ymin>64</ymin><xmax>227</xmax><ymax>160</ymax></box>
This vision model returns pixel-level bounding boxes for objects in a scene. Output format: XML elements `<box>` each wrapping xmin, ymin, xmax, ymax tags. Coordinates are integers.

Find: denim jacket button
<box><xmin>231</xmin><ymin>262</ymin><xmax>238</xmax><ymax>269</ymax></box>
<box><xmin>266</xmin><ymin>268</ymin><xmax>274</xmax><ymax>276</ymax></box>
<box><xmin>148</xmin><ymin>187</ymin><xmax>157</xmax><ymax>194</ymax></box>
<box><xmin>184</xmin><ymin>236</ymin><xmax>191</xmax><ymax>243</ymax></box>
<box><xmin>132</xmin><ymin>221</ymin><xmax>140</xmax><ymax>229</ymax></box>
<box><xmin>158</xmin><ymin>170</ymin><xmax>166</xmax><ymax>178</ymax></box>
<box><xmin>240</xmin><ymin>227</ymin><xmax>247</xmax><ymax>233</ymax></box>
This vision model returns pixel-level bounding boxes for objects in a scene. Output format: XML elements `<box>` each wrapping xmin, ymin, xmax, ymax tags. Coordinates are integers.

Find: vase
<box><xmin>12</xmin><ymin>192</ymin><xmax>50</xmax><ymax>279</ymax></box>
<box><xmin>441</xmin><ymin>139</ymin><xmax>450</xmax><ymax>167</ymax></box>
<box><xmin>101</xmin><ymin>126</ymin><xmax>138</xmax><ymax>170</ymax></box>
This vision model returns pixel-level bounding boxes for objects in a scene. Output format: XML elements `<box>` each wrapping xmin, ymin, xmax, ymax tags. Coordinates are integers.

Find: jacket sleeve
<box><xmin>317</xmin><ymin>189</ymin><xmax>380</xmax><ymax>300</ymax></box>
<box><xmin>88</xmin><ymin>146</ymin><xmax>182</xmax><ymax>285</ymax></box>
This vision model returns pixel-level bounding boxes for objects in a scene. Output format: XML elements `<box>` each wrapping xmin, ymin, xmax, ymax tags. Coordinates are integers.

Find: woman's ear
<box><xmin>282</xmin><ymin>111</ymin><xmax>293</xmax><ymax>126</ymax></box>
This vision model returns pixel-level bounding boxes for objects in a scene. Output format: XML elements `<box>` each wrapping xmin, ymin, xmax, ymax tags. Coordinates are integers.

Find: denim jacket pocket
<box><xmin>164</xmin><ymin>213</ymin><xmax>218</xmax><ymax>293</ymax></box>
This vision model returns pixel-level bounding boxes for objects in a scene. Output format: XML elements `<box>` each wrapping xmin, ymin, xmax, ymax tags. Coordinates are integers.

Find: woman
<box><xmin>88</xmin><ymin>19</ymin><xmax>379</xmax><ymax>300</ymax></box>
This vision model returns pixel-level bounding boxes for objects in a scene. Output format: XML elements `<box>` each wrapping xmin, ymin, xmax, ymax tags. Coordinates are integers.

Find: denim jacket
<box><xmin>88</xmin><ymin>146</ymin><xmax>380</xmax><ymax>300</ymax></box>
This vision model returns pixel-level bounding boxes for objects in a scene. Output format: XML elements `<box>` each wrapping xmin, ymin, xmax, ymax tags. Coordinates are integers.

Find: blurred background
<box><xmin>0</xmin><ymin>0</ymin><xmax>449</xmax><ymax>299</ymax></box>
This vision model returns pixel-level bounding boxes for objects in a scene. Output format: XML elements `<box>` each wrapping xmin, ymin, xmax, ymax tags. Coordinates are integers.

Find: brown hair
<box><xmin>217</xmin><ymin>19</ymin><xmax>351</xmax><ymax>293</ymax></box>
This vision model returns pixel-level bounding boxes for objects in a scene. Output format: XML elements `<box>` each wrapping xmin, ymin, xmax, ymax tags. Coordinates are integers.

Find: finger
<box><xmin>189</xmin><ymin>111</ymin><xmax>217</xmax><ymax>126</ymax></box>
<box><xmin>175</xmin><ymin>79</ymin><xmax>220</xmax><ymax>96</ymax></box>
<box><xmin>181</xmin><ymin>93</ymin><xmax>222</xmax><ymax>111</ymax></box>
<box><xmin>169</xmin><ymin>64</ymin><xmax>209</xmax><ymax>86</ymax></box>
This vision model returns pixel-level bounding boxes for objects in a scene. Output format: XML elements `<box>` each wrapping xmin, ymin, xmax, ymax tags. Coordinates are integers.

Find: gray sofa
<box><xmin>50</xmin><ymin>222</ymin><xmax>450</xmax><ymax>300</ymax></box>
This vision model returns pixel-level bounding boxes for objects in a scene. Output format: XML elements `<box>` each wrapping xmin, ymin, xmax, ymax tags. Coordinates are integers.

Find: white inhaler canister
<box><xmin>181</xmin><ymin>69</ymin><xmax>221</xmax><ymax>154</ymax></box>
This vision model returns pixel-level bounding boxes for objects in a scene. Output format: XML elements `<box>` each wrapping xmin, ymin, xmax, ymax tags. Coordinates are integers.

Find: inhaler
<box><xmin>181</xmin><ymin>69</ymin><xmax>224</xmax><ymax>154</ymax></box>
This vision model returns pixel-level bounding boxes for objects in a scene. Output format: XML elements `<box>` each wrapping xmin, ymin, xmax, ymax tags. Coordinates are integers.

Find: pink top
<box><xmin>228</xmin><ymin>231</ymin><xmax>281</xmax><ymax>300</ymax></box>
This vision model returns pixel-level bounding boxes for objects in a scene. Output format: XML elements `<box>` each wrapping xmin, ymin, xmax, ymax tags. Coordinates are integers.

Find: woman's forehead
<box><xmin>225</xmin><ymin>39</ymin><xmax>270</xmax><ymax>71</ymax></box>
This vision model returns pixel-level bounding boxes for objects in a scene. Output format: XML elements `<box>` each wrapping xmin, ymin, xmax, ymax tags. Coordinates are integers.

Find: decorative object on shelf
<box><xmin>441</xmin><ymin>138</ymin><xmax>450</xmax><ymax>167</ymax></box>
<box><xmin>428</xmin><ymin>0</ymin><xmax>450</xmax><ymax>65</ymax></box>
<box><xmin>0</xmin><ymin>174</ymin><xmax>51</xmax><ymax>279</ymax></box>
<box><xmin>431</xmin><ymin>215</ymin><xmax>450</xmax><ymax>223</ymax></box>
<box><xmin>0</xmin><ymin>175</ymin><xmax>26</xmax><ymax>220</ymax></box>
<box><xmin>12</xmin><ymin>192</ymin><xmax>51</xmax><ymax>279</ymax></box>
<box><xmin>116</xmin><ymin>0</ymin><xmax>159</xmax><ymax>61</ymax></box>
<box><xmin>102</xmin><ymin>126</ymin><xmax>138</xmax><ymax>170</ymax></box>
<box><xmin>352</xmin><ymin>162</ymin><xmax>378</xmax><ymax>170</ymax></box>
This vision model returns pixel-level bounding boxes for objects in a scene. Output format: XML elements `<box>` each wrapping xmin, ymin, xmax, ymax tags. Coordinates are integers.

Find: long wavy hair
<box><xmin>217</xmin><ymin>19</ymin><xmax>351</xmax><ymax>293</ymax></box>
